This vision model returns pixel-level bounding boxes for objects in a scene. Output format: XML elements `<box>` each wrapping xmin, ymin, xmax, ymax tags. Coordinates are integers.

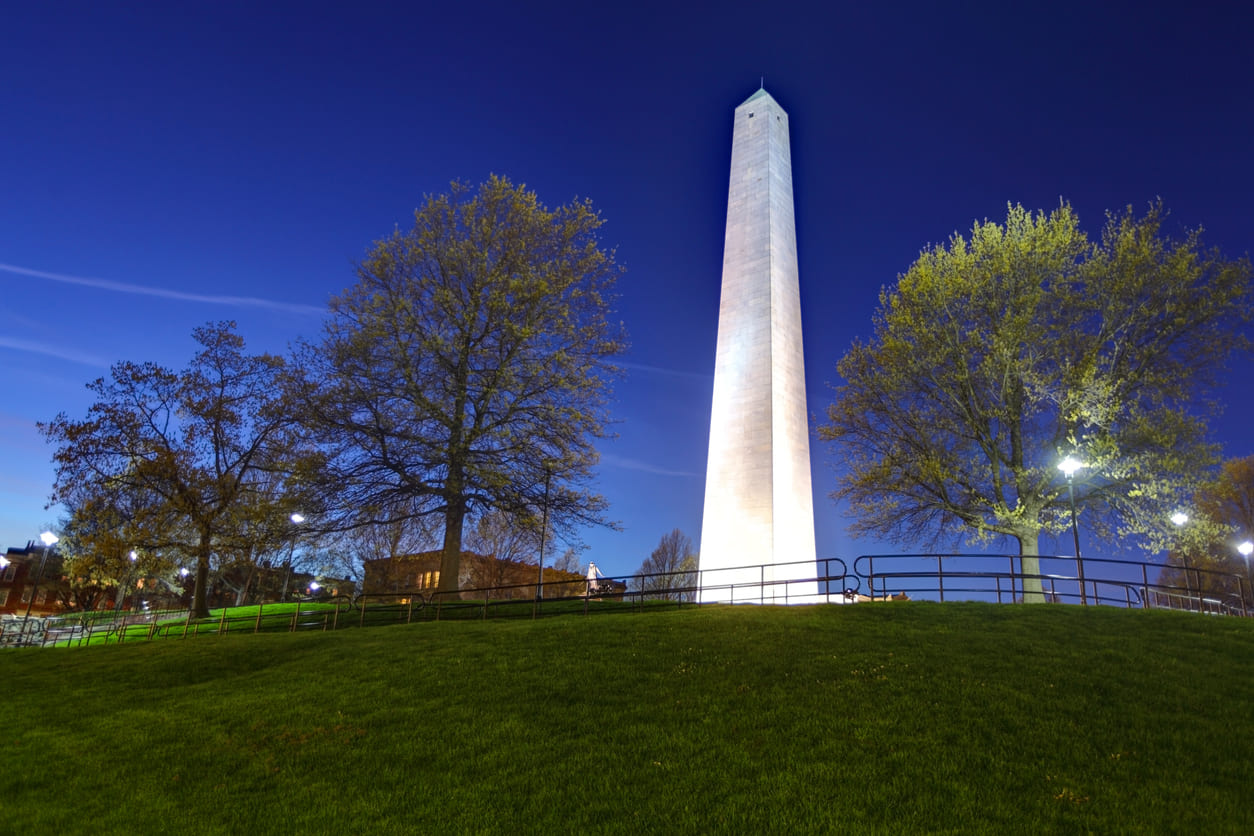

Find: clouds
<box><xmin>599</xmin><ymin>453</ymin><xmax>697</xmax><ymax>478</ymax></box>
<box><xmin>0</xmin><ymin>262</ymin><xmax>326</xmax><ymax>316</ymax></box>
<box><xmin>0</xmin><ymin>336</ymin><xmax>110</xmax><ymax>368</ymax></box>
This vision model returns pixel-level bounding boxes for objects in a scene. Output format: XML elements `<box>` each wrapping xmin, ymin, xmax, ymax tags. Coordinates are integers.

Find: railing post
<box><xmin>255</xmin><ymin>603</ymin><xmax>264</xmax><ymax>634</ymax></box>
<box><xmin>937</xmin><ymin>556</ymin><xmax>945</xmax><ymax>603</ymax></box>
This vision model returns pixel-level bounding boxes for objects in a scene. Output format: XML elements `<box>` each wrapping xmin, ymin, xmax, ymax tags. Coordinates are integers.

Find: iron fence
<box><xmin>5</xmin><ymin>552</ymin><xmax>1242</xmax><ymax>648</ymax></box>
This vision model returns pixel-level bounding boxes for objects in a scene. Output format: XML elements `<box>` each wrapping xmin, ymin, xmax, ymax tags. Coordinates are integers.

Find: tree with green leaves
<box><xmin>1160</xmin><ymin>455</ymin><xmax>1254</xmax><ymax>606</ymax></box>
<box><xmin>821</xmin><ymin>202</ymin><xmax>1251</xmax><ymax>602</ymax></box>
<box><xmin>55</xmin><ymin>492</ymin><xmax>170</xmax><ymax>612</ymax></box>
<box><xmin>40</xmin><ymin>322</ymin><xmax>320</xmax><ymax>618</ymax></box>
<box><xmin>299</xmin><ymin>175</ymin><xmax>627</xmax><ymax>595</ymax></box>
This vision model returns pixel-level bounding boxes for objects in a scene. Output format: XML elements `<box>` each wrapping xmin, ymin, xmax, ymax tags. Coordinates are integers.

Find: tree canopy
<box><xmin>299</xmin><ymin>175</ymin><xmax>627</xmax><ymax>594</ymax></box>
<box><xmin>1160</xmin><ymin>455</ymin><xmax>1254</xmax><ymax>606</ymax></box>
<box><xmin>820</xmin><ymin>202</ymin><xmax>1252</xmax><ymax>601</ymax></box>
<box><xmin>40</xmin><ymin>322</ymin><xmax>319</xmax><ymax>618</ymax></box>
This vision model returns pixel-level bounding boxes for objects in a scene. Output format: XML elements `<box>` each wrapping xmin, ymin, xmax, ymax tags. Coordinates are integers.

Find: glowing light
<box><xmin>1058</xmin><ymin>457</ymin><xmax>1084</xmax><ymax>479</ymax></box>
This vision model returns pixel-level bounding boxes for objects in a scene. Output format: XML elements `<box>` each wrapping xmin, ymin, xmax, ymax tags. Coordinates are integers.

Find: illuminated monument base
<box><xmin>698</xmin><ymin>88</ymin><xmax>818</xmax><ymax>604</ymax></box>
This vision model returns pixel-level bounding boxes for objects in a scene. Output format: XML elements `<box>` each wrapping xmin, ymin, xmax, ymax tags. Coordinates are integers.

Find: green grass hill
<box><xmin>3</xmin><ymin>603</ymin><xmax>1252</xmax><ymax>834</ymax></box>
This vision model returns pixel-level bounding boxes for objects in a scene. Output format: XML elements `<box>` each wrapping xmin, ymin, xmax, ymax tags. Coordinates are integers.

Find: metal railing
<box><xmin>853</xmin><ymin>553</ymin><xmax>1250</xmax><ymax>615</ymax></box>
<box><xmin>6</xmin><ymin>551</ymin><xmax>1243</xmax><ymax>649</ymax></box>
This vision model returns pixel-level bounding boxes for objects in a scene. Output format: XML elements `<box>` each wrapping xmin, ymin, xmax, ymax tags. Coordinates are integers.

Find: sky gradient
<box><xmin>3</xmin><ymin>1</ymin><xmax>1252</xmax><ymax>577</ymax></box>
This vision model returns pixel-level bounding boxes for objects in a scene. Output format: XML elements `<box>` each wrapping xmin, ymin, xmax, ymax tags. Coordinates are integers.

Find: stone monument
<box><xmin>698</xmin><ymin>88</ymin><xmax>818</xmax><ymax>603</ymax></box>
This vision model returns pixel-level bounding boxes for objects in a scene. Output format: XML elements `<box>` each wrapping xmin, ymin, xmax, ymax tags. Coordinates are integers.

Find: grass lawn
<box><xmin>3</xmin><ymin>603</ymin><xmax>1252</xmax><ymax>834</ymax></box>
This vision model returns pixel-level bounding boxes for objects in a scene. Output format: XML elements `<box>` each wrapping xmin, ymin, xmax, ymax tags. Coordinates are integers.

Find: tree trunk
<box><xmin>190</xmin><ymin>534</ymin><xmax>213</xmax><ymax>619</ymax></box>
<box><xmin>437</xmin><ymin>503</ymin><xmax>466</xmax><ymax>597</ymax></box>
<box><xmin>1018</xmin><ymin>531</ymin><xmax>1045</xmax><ymax>604</ymax></box>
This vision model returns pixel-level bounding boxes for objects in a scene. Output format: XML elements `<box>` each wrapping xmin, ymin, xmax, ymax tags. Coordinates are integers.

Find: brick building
<box><xmin>0</xmin><ymin>543</ymin><xmax>61</xmax><ymax>617</ymax></box>
<box><xmin>363</xmin><ymin>550</ymin><xmax>624</xmax><ymax>600</ymax></box>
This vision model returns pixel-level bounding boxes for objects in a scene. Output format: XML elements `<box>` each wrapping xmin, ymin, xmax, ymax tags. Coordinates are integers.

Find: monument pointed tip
<box><xmin>741</xmin><ymin>87</ymin><xmax>773</xmax><ymax>106</ymax></box>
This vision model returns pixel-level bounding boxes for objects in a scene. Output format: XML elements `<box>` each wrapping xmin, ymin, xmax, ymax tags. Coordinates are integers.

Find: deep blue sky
<box><xmin>3</xmin><ymin>1</ymin><xmax>1252</xmax><ymax>577</ymax></box>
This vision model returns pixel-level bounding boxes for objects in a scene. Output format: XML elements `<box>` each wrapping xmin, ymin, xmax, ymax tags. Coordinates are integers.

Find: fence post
<box><xmin>218</xmin><ymin>609</ymin><xmax>227</xmax><ymax>636</ymax></box>
<box><xmin>938</xmin><ymin>556</ymin><xmax>945</xmax><ymax>603</ymax></box>
<box><xmin>255</xmin><ymin>603</ymin><xmax>264</xmax><ymax>634</ymax></box>
<box><xmin>290</xmin><ymin>600</ymin><xmax>300</xmax><ymax>632</ymax></box>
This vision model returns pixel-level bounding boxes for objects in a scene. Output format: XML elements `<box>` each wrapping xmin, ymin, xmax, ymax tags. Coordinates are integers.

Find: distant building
<box><xmin>363</xmin><ymin>550</ymin><xmax>624</xmax><ymax>600</ymax></box>
<box><xmin>0</xmin><ymin>542</ymin><xmax>62</xmax><ymax>617</ymax></box>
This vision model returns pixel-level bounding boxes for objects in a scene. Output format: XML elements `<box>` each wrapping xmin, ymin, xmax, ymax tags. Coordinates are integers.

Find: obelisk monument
<box><xmin>698</xmin><ymin>88</ymin><xmax>818</xmax><ymax>603</ymax></box>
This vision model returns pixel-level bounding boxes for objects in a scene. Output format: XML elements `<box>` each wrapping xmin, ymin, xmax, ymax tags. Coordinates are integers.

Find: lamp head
<box><xmin>1058</xmin><ymin>456</ymin><xmax>1084</xmax><ymax>479</ymax></box>
<box><xmin>1239</xmin><ymin>541</ymin><xmax>1254</xmax><ymax>558</ymax></box>
<box><xmin>290</xmin><ymin>513</ymin><xmax>305</xmax><ymax>524</ymax></box>
<box><xmin>1170</xmin><ymin>512</ymin><xmax>1189</xmax><ymax>527</ymax></box>
<box><xmin>39</xmin><ymin>531</ymin><xmax>59</xmax><ymax>547</ymax></box>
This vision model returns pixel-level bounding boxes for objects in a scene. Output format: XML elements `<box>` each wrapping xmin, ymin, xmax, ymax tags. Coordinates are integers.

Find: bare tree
<box><xmin>636</xmin><ymin>529</ymin><xmax>698</xmax><ymax>602</ymax></box>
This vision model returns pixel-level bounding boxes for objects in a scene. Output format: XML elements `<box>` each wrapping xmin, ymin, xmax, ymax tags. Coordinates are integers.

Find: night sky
<box><xmin>3</xmin><ymin>1</ymin><xmax>1252</xmax><ymax>578</ymax></box>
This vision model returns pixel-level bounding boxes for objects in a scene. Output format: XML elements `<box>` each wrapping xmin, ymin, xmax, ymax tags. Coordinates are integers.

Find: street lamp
<box><xmin>535</xmin><ymin>468</ymin><xmax>551</xmax><ymax>604</ymax></box>
<box><xmin>1239</xmin><ymin>541</ymin><xmax>1254</xmax><ymax>608</ymax></box>
<box><xmin>1057</xmin><ymin>457</ymin><xmax>1087</xmax><ymax>605</ymax></box>
<box><xmin>1170</xmin><ymin>512</ymin><xmax>1189</xmax><ymax>527</ymax></box>
<box><xmin>114</xmin><ymin>550</ymin><xmax>139</xmax><ymax>619</ymax></box>
<box><xmin>280</xmin><ymin>513</ymin><xmax>305</xmax><ymax>602</ymax></box>
<box><xmin>20</xmin><ymin>531</ymin><xmax>59</xmax><ymax>644</ymax></box>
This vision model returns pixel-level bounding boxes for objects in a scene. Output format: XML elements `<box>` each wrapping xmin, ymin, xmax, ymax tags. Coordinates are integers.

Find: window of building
<box><xmin>0</xmin><ymin>588</ymin><xmax>9</xmax><ymax>606</ymax></box>
<box><xmin>20</xmin><ymin>588</ymin><xmax>32</xmax><ymax>604</ymax></box>
<box><xmin>2</xmin><ymin>563</ymin><xmax>15</xmax><ymax>582</ymax></box>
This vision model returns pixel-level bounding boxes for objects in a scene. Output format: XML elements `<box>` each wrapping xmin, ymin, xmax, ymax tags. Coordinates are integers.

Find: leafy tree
<box><xmin>1160</xmin><ymin>455</ymin><xmax>1254</xmax><ymax>606</ymax></box>
<box><xmin>821</xmin><ymin>202</ymin><xmax>1251</xmax><ymax>602</ymax></box>
<box><xmin>298</xmin><ymin>175</ymin><xmax>627</xmax><ymax>595</ymax></box>
<box><xmin>40</xmin><ymin>322</ymin><xmax>319</xmax><ymax>618</ymax></box>
<box><xmin>636</xmin><ymin>528</ymin><xmax>698</xmax><ymax>602</ymax></box>
<box><xmin>56</xmin><ymin>493</ymin><xmax>169</xmax><ymax>612</ymax></box>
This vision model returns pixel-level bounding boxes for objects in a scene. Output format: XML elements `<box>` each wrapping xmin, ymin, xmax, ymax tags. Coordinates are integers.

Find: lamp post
<box><xmin>1239</xmin><ymin>541</ymin><xmax>1254</xmax><ymax>610</ymax></box>
<box><xmin>535</xmin><ymin>468</ymin><xmax>551</xmax><ymax>605</ymax></box>
<box><xmin>114</xmin><ymin>551</ymin><xmax>139</xmax><ymax>620</ymax></box>
<box><xmin>20</xmin><ymin>531</ymin><xmax>58</xmax><ymax>644</ymax></box>
<box><xmin>280</xmin><ymin>513</ymin><xmax>305</xmax><ymax>602</ymax></box>
<box><xmin>1057</xmin><ymin>457</ymin><xmax>1086</xmax><ymax>606</ymax></box>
